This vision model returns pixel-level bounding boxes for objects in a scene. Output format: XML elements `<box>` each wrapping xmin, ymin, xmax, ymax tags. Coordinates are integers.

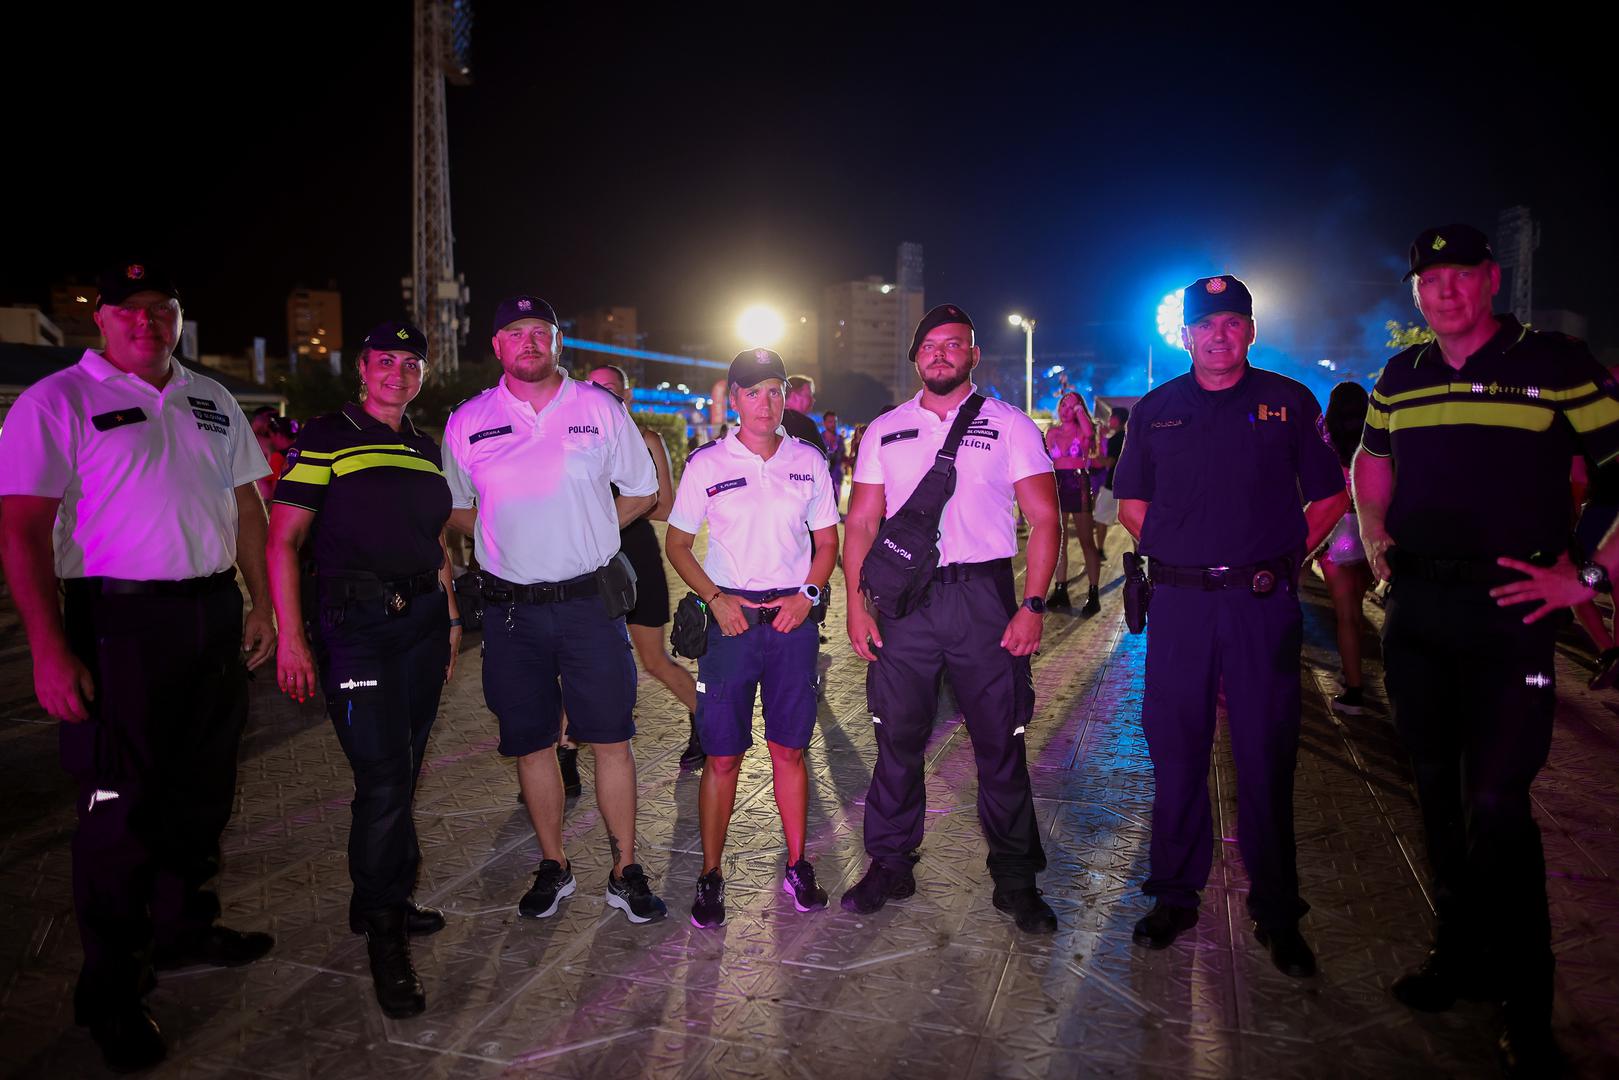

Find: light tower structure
<box><xmin>892</xmin><ymin>241</ymin><xmax>924</xmax><ymax>399</ymax></box>
<box><xmin>407</xmin><ymin>0</ymin><xmax>473</xmax><ymax>371</ymax></box>
<box><xmin>1495</xmin><ymin>205</ymin><xmax>1539</xmax><ymax>327</ymax></box>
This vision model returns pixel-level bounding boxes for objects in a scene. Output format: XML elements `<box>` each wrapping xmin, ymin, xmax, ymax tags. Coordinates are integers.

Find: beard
<box><xmin>921</xmin><ymin>368</ymin><xmax>971</xmax><ymax>396</ymax></box>
<box><xmin>504</xmin><ymin>352</ymin><xmax>557</xmax><ymax>383</ymax></box>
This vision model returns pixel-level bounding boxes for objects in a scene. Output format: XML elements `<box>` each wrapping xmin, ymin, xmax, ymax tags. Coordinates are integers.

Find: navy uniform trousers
<box><xmin>864</xmin><ymin>560</ymin><xmax>1046</xmax><ymax>887</ymax></box>
<box><xmin>60</xmin><ymin>573</ymin><xmax>249</xmax><ymax>1018</ymax></box>
<box><xmin>314</xmin><ymin>590</ymin><xmax>449</xmax><ymax>917</ymax></box>
<box><xmin>1383</xmin><ymin>573</ymin><xmax>1560</xmax><ymax>1026</ymax></box>
<box><xmin>1142</xmin><ymin>580</ymin><xmax>1309</xmax><ymax>927</ymax></box>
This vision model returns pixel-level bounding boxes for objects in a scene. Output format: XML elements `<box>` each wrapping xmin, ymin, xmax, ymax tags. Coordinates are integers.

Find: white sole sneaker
<box><xmin>781</xmin><ymin>877</ymin><xmax>827</xmax><ymax>913</ymax></box>
<box><xmin>605</xmin><ymin>888</ymin><xmax>665</xmax><ymax>924</ymax></box>
<box><xmin>518</xmin><ymin>878</ymin><xmax>575</xmax><ymax>919</ymax></box>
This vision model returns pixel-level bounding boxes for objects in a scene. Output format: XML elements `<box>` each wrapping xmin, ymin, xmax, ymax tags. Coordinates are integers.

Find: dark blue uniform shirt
<box><xmin>1112</xmin><ymin>364</ymin><xmax>1343</xmax><ymax>566</ymax></box>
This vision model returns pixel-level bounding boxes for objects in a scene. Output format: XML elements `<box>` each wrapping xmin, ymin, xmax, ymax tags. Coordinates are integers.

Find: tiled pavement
<box><xmin>2</xmin><ymin>526</ymin><xmax>1617</xmax><ymax>1078</ymax></box>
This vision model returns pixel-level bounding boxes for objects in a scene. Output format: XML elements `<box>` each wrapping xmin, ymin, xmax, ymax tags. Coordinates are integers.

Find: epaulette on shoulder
<box><xmin>448</xmin><ymin>385</ymin><xmax>498</xmax><ymax>416</ymax></box>
<box><xmin>687</xmin><ymin>439</ymin><xmax>720</xmax><ymax>463</ymax></box>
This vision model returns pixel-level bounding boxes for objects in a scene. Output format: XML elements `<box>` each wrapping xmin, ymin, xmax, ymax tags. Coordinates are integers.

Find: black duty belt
<box><xmin>1148</xmin><ymin>556</ymin><xmax>1293</xmax><ymax>595</ymax></box>
<box><xmin>1389</xmin><ymin>549</ymin><xmax>1554</xmax><ymax>585</ymax></box>
<box><xmin>67</xmin><ymin>568</ymin><xmax>237</xmax><ymax>597</ymax></box>
<box><xmin>933</xmin><ymin>558</ymin><xmax>1012</xmax><ymax>584</ymax></box>
<box><xmin>480</xmin><ymin>570</ymin><xmax>598</xmax><ymax>605</ymax></box>
<box><xmin>723</xmin><ymin>587</ymin><xmax>795</xmax><ymax>625</ymax></box>
<box><xmin>320</xmin><ymin>570</ymin><xmax>441</xmax><ymax>605</ymax></box>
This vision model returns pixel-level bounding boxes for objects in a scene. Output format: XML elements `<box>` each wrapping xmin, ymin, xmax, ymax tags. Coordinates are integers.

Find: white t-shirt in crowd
<box><xmin>669</xmin><ymin>432</ymin><xmax>840</xmax><ymax>590</ymax></box>
<box><xmin>442</xmin><ymin>370</ymin><xmax>657</xmax><ymax>584</ymax></box>
<box><xmin>0</xmin><ymin>350</ymin><xmax>269</xmax><ymax>579</ymax></box>
<box><xmin>852</xmin><ymin>386</ymin><xmax>1052</xmax><ymax>565</ymax></box>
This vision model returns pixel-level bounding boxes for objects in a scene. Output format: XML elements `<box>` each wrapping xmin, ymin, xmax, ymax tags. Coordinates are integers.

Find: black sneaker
<box><xmin>152</xmin><ymin>924</ymin><xmax>275</xmax><ymax>971</ymax></box>
<box><xmin>993</xmin><ymin>885</ymin><xmax>1058</xmax><ymax>934</ymax></box>
<box><xmin>1332</xmin><ymin>686</ymin><xmax>1366</xmax><ymax>715</ymax></box>
<box><xmin>783</xmin><ymin>859</ymin><xmax>828</xmax><ymax>912</ymax></box>
<box><xmin>1079</xmin><ymin>585</ymin><xmax>1100</xmax><ymax>617</ymax></box>
<box><xmin>606</xmin><ymin>864</ymin><xmax>668</xmax><ymax>924</ymax></box>
<box><xmin>690</xmin><ymin>869</ymin><xmax>725</xmax><ymax>928</ymax></box>
<box><xmin>1591</xmin><ymin>647</ymin><xmax>1619</xmax><ymax>691</ymax></box>
<box><xmin>1048</xmin><ymin>583</ymin><xmax>1071</xmax><ymax>609</ymax></box>
<box><xmin>83</xmin><ymin>1001</ymin><xmax>167</xmax><ymax>1073</ymax></box>
<box><xmin>840</xmin><ymin>860</ymin><xmax>916</xmax><ymax>914</ymax></box>
<box><xmin>518</xmin><ymin>859</ymin><xmax>575</xmax><ymax>919</ymax></box>
<box><xmin>1131</xmin><ymin>901</ymin><xmax>1198</xmax><ymax>949</ymax></box>
<box><xmin>557</xmin><ymin>744</ymin><xmax>582</xmax><ymax>798</ymax></box>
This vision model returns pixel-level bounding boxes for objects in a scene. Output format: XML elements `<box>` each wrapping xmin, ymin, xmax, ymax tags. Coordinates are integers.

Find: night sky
<box><xmin>8</xmin><ymin>6</ymin><xmax>1615</xmax><ymax>403</ymax></box>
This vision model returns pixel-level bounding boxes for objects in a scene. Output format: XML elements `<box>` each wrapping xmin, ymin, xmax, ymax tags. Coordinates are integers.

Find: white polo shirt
<box><xmin>669</xmin><ymin>432</ymin><xmax>840</xmax><ymax>590</ymax></box>
<box><xmin>852</xmin><ymin>386</ymin><xmax>1052</xmax><ymax>564</ymax></box>
<box><xmin>442</xmin><ymin>371</ymin><xmax>657</xmax><ymax>583</ymax></box>
<box><xmin>0</xmin><ymin>350</ymin><xmax>269</xmax><ymax>580</ymax></box>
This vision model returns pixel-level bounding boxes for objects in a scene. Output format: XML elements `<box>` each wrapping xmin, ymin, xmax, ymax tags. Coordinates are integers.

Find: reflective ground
<box><xmin>2</xmin><ymin>528</ymin><xmax>1616</xmax><ymax>1077</ymax></box>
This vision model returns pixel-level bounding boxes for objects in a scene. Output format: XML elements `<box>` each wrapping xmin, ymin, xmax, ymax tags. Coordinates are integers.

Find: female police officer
<box><xmin>664</xmin><ymin>348</ymin><xmax>840</xmax><ymax>928</ymax></box>
<box><xmin>265</xmin><ymin>321</ymin><xmax>461</xmax><ymax>1019</ymax></box>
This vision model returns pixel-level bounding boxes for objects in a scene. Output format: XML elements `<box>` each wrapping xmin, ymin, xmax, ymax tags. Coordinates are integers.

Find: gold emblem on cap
<box><xmin>1206</xmin><ymin>278</ymin><xmax>1227</xmax><ymax>294</ymax></box>
<box><xmin>396</xmin><ymin>328</ymin><xmax>410</xmax><ymax>340</ymax></box>
<box><xmin>127</xmin><ymin>264</ymin><xmax>145</xmax><ymax>280</ymax></box>
<box><xmin>1432</xmin><ymin>235</ymin><xmax>1447</xmax><ymax>251</ymax></box>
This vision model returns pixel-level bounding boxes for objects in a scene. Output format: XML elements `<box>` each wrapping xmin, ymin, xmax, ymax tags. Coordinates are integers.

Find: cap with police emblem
<box><xmin>361</xmin><ymin>320</ymin><xmax>428</xmax><ymax>358</ymax></box>
<box><xmin>908</xmin><ymin>304</ymin><xmax>976</xmax><ymax>363</ymax></box>
<box><xmin>727</xmin><ymin>347</ymin><xmax>788</xmax><ymax>389</ymax></box>
<box><xmin>1403</xmin><ymin>223</ymin><xmax>1493</xmax><ymax>281</ymax></box>
<box><xmin>1182</xmin><ymin>275</ymin><xmax>1254</xmax><ymax>324</ymax></box>
<box><xmin>492</xmin><ymin>295</ymin><xmax>559</xmax><ymax>335</ymax></box>
<box><xmin>95</xmin><ymin>262</ymin><xmax>181</xmax><ymax>308</ymax></box>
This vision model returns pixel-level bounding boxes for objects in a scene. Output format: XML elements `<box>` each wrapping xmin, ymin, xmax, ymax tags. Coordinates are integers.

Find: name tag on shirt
<box><xmin>706</xmin><ymin>477</ymin><xmax>747</xmax><ymax>497</ymax></box>
<box><xmin>881</xmin><ymin>428</ymin><xmax>920</xmax><ymax>446</ymax></box>
<box><xmin>91</xmin><ymin>408</ymin><xmax>149</xmax><ymax>431</ymax></box>
<box><xmin>469</xmin><ymin>425</ymin><xmax>514</xmax><ymax>444</ymax></box>
<box><xmin>964</xmin><ymin>423</ymin><xmax>999</xmax><ymax>440</ymax></box>
<box><xmin>187</xmin><ymin>396</ymin><xmax>217</xmax><ymax>410</ymax></box>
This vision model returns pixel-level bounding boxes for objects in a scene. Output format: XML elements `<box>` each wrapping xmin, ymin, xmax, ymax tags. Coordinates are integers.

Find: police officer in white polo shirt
<box><xmin>840</xmin><ymin>304</ymin><xmax>1062</xmax><ymax>934</ymax></box>
<box><xmin>442</xmin><ymin>295</ymin><xmax>668</xmax><ymax>923</ymax></box>
<box><xmin>665</xmin><ymin>348</ymin><xmax>841</xmax><ymax>928</ymax></box>
<box><xmin>0</xmin><ymin>263</ymin><xmax>277</xmax><ymax>1072</ymax></box>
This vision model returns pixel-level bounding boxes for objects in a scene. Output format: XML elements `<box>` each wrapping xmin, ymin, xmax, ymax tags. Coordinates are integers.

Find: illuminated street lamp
<box><xmin>736</xmin><ymin>304</ymin><xmax>785</xmax><ymax>346</ymax></box>
<box><xmin>1155</xmin><ymin>291</ymin><xmax>1183</xmax><ymax>349</ymax></box>
<box><xmin>1008</xmin><ymin>313</ymin><xmax>1035</xmax><ymax>414</ymax></box>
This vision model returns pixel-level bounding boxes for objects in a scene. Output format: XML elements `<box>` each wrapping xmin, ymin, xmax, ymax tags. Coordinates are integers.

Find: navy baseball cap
<box><xmin>1404</xmin><ymin>224</ymin><xmax>1493</xmax><ymax>281</ymax></box>
<box><xmin>96</xmin><ymin>262</ymin><xmax>180</xmax><ymax>308</ymax></box>
<box><xmin>492</xmin><ymin>295</ymin><xmax>559</xmax><ymax>334</ymax></box>
<box><xmin>908</xmin><ymin>304</ymin><xmax>975</xmax><ymax>363</ymax></box>
<box><xmin>361</xmin><ymin>320</ymin><xmax>427</xmax><ymax>358</ymax></box>
<box><xmin>1182</xmin><ymin>275</ymin><xmax>1254</xmax><ymax>324</ymax></box>
<box><xmin>728</xmin><ymin>348</ymin><xmax>788</xmax><ymax>389</ymax></box>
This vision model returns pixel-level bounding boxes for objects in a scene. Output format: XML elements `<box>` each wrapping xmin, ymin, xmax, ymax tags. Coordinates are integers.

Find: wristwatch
<box><xmin>1022</xmin><ymin>595</ymin><xmax>1046</xmax><ymax>614</ymax></box>
<box><xmin>1579</xmin><ymin>561</ymin><xmax>1613</xmax><ymax>595</ymax></box>
<box><xmin>799</xmin><ymin>583</ymin><xmax>824</xmax><ymax>605</ymax></box>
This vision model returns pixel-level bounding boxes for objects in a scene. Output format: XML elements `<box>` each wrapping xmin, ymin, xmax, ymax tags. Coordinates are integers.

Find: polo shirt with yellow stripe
<box><xmin>1360</xmin><ymin>315</ymin><xmax>1619</xmax><ymax>560</ymax></box>
<box><xmin>271</xmin><ymin>401</ymin><xmax>451</xmax><ymax>579</ymax></box>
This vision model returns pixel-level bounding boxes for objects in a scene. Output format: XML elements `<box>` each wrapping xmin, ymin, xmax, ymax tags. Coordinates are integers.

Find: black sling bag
<box><xmin>858</xmin><ymin>394</ymin><xmax>985</xmax><ymax>620</ymax></box>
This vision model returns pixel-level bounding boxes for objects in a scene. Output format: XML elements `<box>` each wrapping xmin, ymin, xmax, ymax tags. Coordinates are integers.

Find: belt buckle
<box><xmin>1204</xmin><ymin>566</ymin><xmax>1229</xmax><ymax>589</ymax></box>
<box><xmin>758</xmin><ymin>605</ymin><xmax>780</xmax><ymax>625</ymax></box>
<box><xmin>1251</xmin><ymin>569</ymin><xmax>1277</xmax><ymax>596</ymax></box>
<box><xmin>385</xmin><ymin>589</ymin><xmax>410</xmax><ymax>617</ymax></box>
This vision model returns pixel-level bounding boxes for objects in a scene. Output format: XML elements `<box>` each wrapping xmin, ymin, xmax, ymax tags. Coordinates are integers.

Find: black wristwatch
<box><xmin>1579</xmin><ymin>561</ymin><xmax>1613</xmax><ymax>595</ymax></box>
<box><xmin>1022</xmin><ymin>595</ymin><xmax>1046</xmax><ymax>614</ymax></box>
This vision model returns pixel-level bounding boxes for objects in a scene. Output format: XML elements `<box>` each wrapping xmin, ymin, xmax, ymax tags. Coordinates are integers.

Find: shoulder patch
<box><xmin>788</xmin><ymin>434</ymin><xmax>829</xmax><ymax>458</ymax></box>
<box><xmin>687</xmin><ymin>439</ymin><xmax>720</xmax><ymax>462</ymax></box>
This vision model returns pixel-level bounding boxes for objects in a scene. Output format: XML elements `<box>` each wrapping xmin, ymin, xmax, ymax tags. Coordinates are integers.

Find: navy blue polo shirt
<box><xmin>1112</xmin><ymin>364</ymin><xmax>1343</xmax><ymax>566</ymax></box>
<box><xmin>271</xmin><ymin>402</ymin><xmax>451</xmax><ymax>580</ymax></box>
<box><xmin>1361</xmin><ymin>315</ymin><xmax>1619</xmax><ymax>560</ymax></box>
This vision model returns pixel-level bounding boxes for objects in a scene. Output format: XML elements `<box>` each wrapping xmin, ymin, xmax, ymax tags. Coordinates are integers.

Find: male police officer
<box><xmin>782</xmin><ymin>374</ymin><xmax>828</xmax><ymax>455</ymax></box>
<box><xmin>442</xmin><ymin>296</ymin><xmax>668</xmax><ymax>923</ymax></box>
<box><xmin>1356</xmin><ymin>225</ymin><xmax>1619</xmax><ymax>1075</ymax></box>
<box><xmin>0</xmin><ymin>263</ymin><xmax>277</xmax><ymax>1071</ymax></box>
<box><xmin>842</xmin><ymin>304</ymin><xmax>1062</xmax><ymax>934</ymax></box>
<box><xmin>1113</xmin><ymin>275</ymin><xmax>1346</xmax><ymax>975</ymax></box>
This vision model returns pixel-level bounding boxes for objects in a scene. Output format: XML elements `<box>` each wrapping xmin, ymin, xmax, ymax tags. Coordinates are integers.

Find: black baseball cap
<box><xmin>727</xmin><ymin>347</ymin><xmax>788</xmax><ymax>389</ymax></box>
<box><xmin>1182</xmin><ymin>275</ymin><xmax>1253</xmax><ymax>324</ymax></box>
<box><xmin>361</xmin><ymin>320</ymin><xmax>428</xmax><ymax>358</ymax></box>
<box><xmin>96</xmin><ymin>262</ymin><xmax>180</xmax><ymax>308</ymax></box>
<box><xmin>492</xmin><ymin>295</ymin><xmax>559</xmax><ymax>334</ymax></box>
<box><xmin>908</xmin><ymin>304</ymin><xmax>975</xmax><ymax>363</ymax></box>
<box><xmin>1404</xmin><ymin>224</ymin><xmax>1493</xmax><ymax>281</ymax></box>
